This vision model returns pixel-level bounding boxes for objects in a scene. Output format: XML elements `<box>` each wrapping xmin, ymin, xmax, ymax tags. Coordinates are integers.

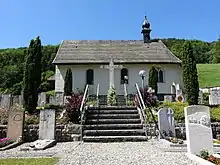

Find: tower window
<box><xmin>86</xmin><ymin>69</ymin><xmax>94</xmax><ymax>85</ymax></box>
<box><xmin>121</xmin><ymin>68</ymin><xmax>128</xmax><ymax>84</ymax></box>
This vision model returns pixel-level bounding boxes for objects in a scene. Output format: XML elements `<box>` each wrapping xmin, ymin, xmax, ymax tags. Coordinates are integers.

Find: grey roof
<box><xmin>52</xmin><ymin>40</ymin><xmax>181</xmax><ymax>64</ymax></box>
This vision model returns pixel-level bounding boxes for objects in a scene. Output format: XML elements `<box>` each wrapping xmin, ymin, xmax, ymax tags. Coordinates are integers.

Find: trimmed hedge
<box><xmin>161</xmin><ymin>102</ymin><xmax>220</xmax><ymax>123</ymax></box>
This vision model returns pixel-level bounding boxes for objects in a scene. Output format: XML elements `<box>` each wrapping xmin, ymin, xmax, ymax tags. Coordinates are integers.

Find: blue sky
<box><xmin>0</xmin><ymin>0</ymin><xmax>219</xmax><ymax>48</ymax></box>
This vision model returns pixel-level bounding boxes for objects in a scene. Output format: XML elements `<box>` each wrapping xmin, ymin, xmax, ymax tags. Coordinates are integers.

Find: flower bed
<box><xmin>165</xmin><ymin>137</ymin><xmax>184</xmax><ymax>144</ymax></box>
<box><xmin>0</xmin><ymin>138</ymin><xmax>14</xmax><ymax>148</ymax></box>
<box><xmin>198</xmin><ymin>149</ymin><xmax>220</xmax><ymax>164</ymax></box>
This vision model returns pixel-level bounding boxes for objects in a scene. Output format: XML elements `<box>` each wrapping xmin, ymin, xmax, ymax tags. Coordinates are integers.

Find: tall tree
<box><xmin>35</xmin><ymin>36</ymin><xmax>42</xmax><ymax>89</ymax></box>
<box><xmin>64</xmin><ymin>68</ymin><xmax>73</xmax><ymax>96</ymax></box>
<box><xmin>211</xmin><ymin>40</ymin><xmax>220</xmax><ymax>64</ymax></box>
<box><xmin>148</xmin><ymin>65</ymin><xmax>158</xmax><ymax>95</ymax></box>
<box><xmin>23</xmin><ymin>37</ymin><xmax>42</xmax><ymax>113</ymax></box>
<box><xmin>181</xmin><ymin>41</ymin><xmax>199</xmax><ymax>105</ymax></box>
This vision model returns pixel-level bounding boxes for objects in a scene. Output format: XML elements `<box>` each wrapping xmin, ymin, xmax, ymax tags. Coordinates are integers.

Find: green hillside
<box><xmin>197</xmin><ymin>64</ymin><xmax>220</xmax><ymax>88</ymax></box>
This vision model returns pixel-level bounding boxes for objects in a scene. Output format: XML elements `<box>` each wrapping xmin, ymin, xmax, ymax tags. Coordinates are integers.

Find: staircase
<box><xmin>82</xmin><ymin>106</ymin><xmax>148</xmax><ymax>142</ymax></box>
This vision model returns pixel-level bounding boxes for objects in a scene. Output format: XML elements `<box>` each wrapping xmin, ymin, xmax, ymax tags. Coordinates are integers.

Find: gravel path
<box><xmin>0</xmin><ymin>140</ymin><xmax>198</xmax><ymax>165</ymax></box>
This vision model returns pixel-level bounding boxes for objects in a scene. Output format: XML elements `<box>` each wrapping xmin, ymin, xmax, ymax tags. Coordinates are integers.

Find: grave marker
<box><xmin>56</xmin><ymin>92</ymin><xmax>64</xmax><ymax>105</ymax></box>
<box><xmin>164</xmin><ymin>95</ymin><xmax>172</xmax><ymax>102</ymax></box>
<box><xmin>209</xmin><ymin>87</ymin><xmax>220</xmax><ymax>105</ymax></box>
<box><xmin>158</xmin><ymin>107</ymin><xmax>175</xmax><ymax>138</ymax></box>
<box><xmin>39</xmin><ymin>109</ymin><xmax>56</xmax><ymax>140</ymax></box>
<box><xmin>7</xmin><ymin>108</ymin><xmax>24</xmax><ymax>141</ymax></box>
<box><xmin>38</xmin><ymin>92</ymin><xmax>46</xmax><ymax>107</ymax></box>
<box><xmin>20</xmin><ymin>109</ymin><xmax>56</xmax><ymax>151</ymax></box>
<box><xmin>185</xmin><ymin>105</ymin><xmax>213</xmax><ymax>155</ymax></box>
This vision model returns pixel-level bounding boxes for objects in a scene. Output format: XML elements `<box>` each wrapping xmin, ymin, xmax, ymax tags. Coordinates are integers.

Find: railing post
<box><xmin>96</xmin><ymin>84</ymin><xmax>99</xmax><ymax>107</ymax></box>
<box><xmin>80</xmin><ymin>84</ymin><xmax>89</xmax><ymax>141</ymax></box>
<box><xmin>124</xmin><ymin>83</ymin><xmax>128</xmax><ymax>106</ymax></box>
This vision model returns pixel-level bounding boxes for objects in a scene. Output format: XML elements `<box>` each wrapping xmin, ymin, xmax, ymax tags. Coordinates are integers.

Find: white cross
<box><xmin>100</xmin><ymin>58</ymin><xmax>123</xmax><ymax>88</ymax></box>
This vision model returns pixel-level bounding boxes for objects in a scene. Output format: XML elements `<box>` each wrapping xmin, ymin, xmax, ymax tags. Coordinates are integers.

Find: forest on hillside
<box><xmin>0</xmin><ymin>38</ymin><xmax>219</xmax><ymax>95</ymax></box>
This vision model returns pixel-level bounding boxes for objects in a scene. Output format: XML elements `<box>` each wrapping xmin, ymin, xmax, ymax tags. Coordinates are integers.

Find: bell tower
<box><xmin>141</xmin><ymin>16</ymin><xmax>152</xmax><ymax>43</ymax></box>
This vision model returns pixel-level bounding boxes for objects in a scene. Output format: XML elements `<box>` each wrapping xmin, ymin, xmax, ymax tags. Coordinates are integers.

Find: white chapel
<box><xmin>52</xmin><ymin>16</ymin><xmax>183</xmax><ymax>101</ymax></box>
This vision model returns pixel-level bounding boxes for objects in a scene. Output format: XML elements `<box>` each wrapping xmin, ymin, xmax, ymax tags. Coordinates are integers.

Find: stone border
<box><xmin>185</xmin><ymin>153</ymin><xmax>215</xmax><ymax>165</ymax></box>
<box><xmin>160</xmin><ymin>139</ymin><xmax>187</xmax><ymax>147</ymax></box>
<box><xmin>160</xmin><ymin>139</ymin><xmax>220</xmax><ymax>148</ymax></box>
<box><xmin>0</xmin><ymin>141</ymin><xmax>23</xmax><ymax>151</ymax></box>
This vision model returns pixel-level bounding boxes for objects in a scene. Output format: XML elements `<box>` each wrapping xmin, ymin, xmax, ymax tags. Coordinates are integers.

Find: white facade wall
<box><xmin>55</xmin><ymin>64</ymin><xmax>183</xmax><ymax>95</ymax></box>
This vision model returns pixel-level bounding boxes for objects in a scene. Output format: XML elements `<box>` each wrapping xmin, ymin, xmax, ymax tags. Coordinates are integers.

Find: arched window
<box><xmin>121</xmin><ymin>68</ymin><xmax>128</xmax><ymax>84</ymax></box>
<box><xmin>86</xmin><ymin>69</ymin><xmax>94</xmax><ymax>85</ymax></box>
<box><xmin>158</xmin><ymin>69</ymin><xmax>164</xmax><ymax>83</ymax></box>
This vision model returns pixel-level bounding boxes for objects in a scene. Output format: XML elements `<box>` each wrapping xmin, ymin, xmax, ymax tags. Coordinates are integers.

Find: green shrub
<box><xmin>87</xmin><ymin>100</ymin><xmax>97</xmax><ymax>106</ymax></box>
<box><xmin>107</xmin><ymin>86</ymin><xmax>116</xmax><ymax>106</ymax></box>
<box><xmin>25</xmin><ymin>115</ymin><xmax>39</xmax><ymax>125</ymax></box>
<box><xmin>199</xmin><ymin>149</ymin><xmax>209</xmax><ymax>159</ymax></box>
<box><xmin>210</xmin><ymin>106</ymin><xmax>220</xmax><ymax>122</ymax></box>
<box><xmin>161</xmin><ymin>101</ymin><xmax>188</xmax><ymax>122</ymax></box>
<box><xmin>145</xmin><ymin>108</ymin><xmax>158</xmax><ymax>123</ymax></box>
<box><xmin>36</xmin><ymin>104</ymin><xmax>62</xmax><ymax>110</ymax></box>
<box><xmin>46</xmin><ymin>90</ymin><xmax>55</xmax><ymax>97</ymax></box>
<box><xmin>161</xmin><ymin>102</ymin><xmax>220</xmax><ymax>122</ymax></box>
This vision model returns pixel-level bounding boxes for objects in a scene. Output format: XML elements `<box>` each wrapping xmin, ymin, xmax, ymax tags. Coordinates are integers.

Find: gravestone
<box><xmin>20</xmin><ymin>109</ymin><xmax>56</xmax><ymax>151</ymax></box>
<box><xmin>164</xmin><ymin>95</ymin><xmax>172</xmax><ymax>102</ymax></box>
<box><xmin>12</xmin><ymin>95</ymin><xmax>20</xmax><ymax>105</ymax></box>
<box><xmin>56</xmin><ymin>92</ymin><xmax>64</xmax><ymax>105</ymax></box>
<box><xmin>158</xmin><ymin>107</ymin><xmax>175</xmax><ymax>138</ymax></box>
<box><xmin>209</xmin><ymin>87</ymin><xmax>220</xmax><ymax>105</ymax></box>
<box><xmin>0</xmin><ymin>94</ymin><xmax>11</xmax><ymax>109</ymax></box>
<box><xmin>7</xmin><ymin>108</ymin><xmax>24</xmax><ymax>141</ymax></box>
<box><xmin>38</xmin><ymin>92</ymin><xmax>46</xmax><ymax>107</ymax></box>
<box><xmin>19</xmin><ymin>94</ymin><xmax>23</xmax><ymax>106</ymax></box>
<box><xmin>39</xmin><ymin>109</ymin><xmax>56</xmax><ymax>140</ymax></box>
<box><xmin>49</xmin><ymin>96</ymin><xmax>56</xmax><ymax>105</ymax></box>
<box><xmin>185</xmin><ymin>105</ymin><xmax>213</xmax><ymax>155</ymax></box>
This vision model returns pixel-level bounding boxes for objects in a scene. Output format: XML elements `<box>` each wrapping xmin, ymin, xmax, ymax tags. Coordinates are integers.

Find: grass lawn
<box><xmin>0</xmin><ymin>157</ymin><xmax>58</xmax><ymax>165</ymax></box>
<box><xmin>197</xmin><ymin>64</ymin><xmax>220</xmax><ymax>88</ymax></box>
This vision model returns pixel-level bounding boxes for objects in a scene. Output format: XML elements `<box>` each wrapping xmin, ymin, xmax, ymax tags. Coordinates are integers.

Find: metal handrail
<box><xmin>124</xmin><ymin>83</ymin><xmax>128</xmax><ymax>106</ymax></box>
<box><xmin>135</xmin><ymin>83</ymin><xmax>146</xmax><ymax>124</ymax></box>
<box><xmin>135</xmin><ymin>83</ymin><xmax>164</xmax><ymax>139</ymax></box>
<box><xmin>96</xmin><ymin>84</ymin><xmax>99</xmax><ymax>106</ymax></box>
<box><xmin>80</xmin><ymin>84</ymin><xmax>89</xmax><ymax>141</ymax></box>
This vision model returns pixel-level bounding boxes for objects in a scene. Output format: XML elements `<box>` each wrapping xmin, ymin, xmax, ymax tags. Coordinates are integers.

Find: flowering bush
<box><xmin>135</xmin><ymin>86</ymin><xmax>158</xmax><ymax>107</ymax></box>
<box><xmin>0</xmin><ymin>138</ymin><xmax>14</xmax><ymax>148</ymax></box>
<box><xmin>65</xmin><ymin>92</ymin><xmax>83</xmax><ymax>123</ymax></box>
<box><xmin>199</xmin><ymin>149</ymin><xmax>220</xmax><ymax>164</ymax></box>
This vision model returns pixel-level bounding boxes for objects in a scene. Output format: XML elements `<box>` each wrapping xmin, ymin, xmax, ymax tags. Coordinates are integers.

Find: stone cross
<box><xmin>158</xmin><ymin>108</ymin><xmax>175</xmax><ymax>138</ymax></box>
<box><xmin>167</xmin><ymin>108</ymin><xmax>175</xmax><ymax>136</ymax></box>
<box><xmin>100</xmin><ymin>58</ymin><xmax>123</xmax><ymax>88</ymax></box>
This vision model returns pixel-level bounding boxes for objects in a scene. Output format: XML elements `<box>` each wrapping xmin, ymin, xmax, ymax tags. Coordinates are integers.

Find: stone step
<box><xmin>86</xmin><ymin>119</ymin><xmax>141</xmax><ymax>124</ymax></box>
<box><xmin>87</xmin><ymin>114</ymin><xmax>140</xmax><ymax>119</ymax></box>
<box><xmin>88</xmin><ymin>106</ymin><xmax>137</xmax><ymax>110</ymax></box>
<box><xmin>84</xmin><ymin>129</ymin><xmax>145</xmax><ymax>136</ymax></box>
<box><xmin>83</xmin><ymin>136</ymin><xmax>148</xmax><ymax>142</ymax></box>
<box><xmin>87</xmin><ymin>110</ymin><xmax>138</xmax><ymax>114</ymax></box>
<box><xmin>83</xmin><ymin>124</ymin><xmax>143</xmax><ymax>130</ymax></box>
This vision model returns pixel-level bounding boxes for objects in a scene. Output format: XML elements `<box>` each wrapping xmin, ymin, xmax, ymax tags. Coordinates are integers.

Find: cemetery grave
<box><xmin>184</xmin><ymin>105</ymin><xmax>220</xmax><ymax>165</ymax></box>
<box><xmin>20</xmin><ymin>109</ymin><xmax>56</xmax><ymax>151</ymax></box>
<box><xmin>0</xmin><ymin>104</ymin><xmax>24</xmax><ymax>151</ymax></box>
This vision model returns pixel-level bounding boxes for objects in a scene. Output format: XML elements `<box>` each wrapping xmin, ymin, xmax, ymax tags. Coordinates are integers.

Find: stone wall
<box><xmin>0</xmin><ymin>124</ymin><xmax>81</xmax><ymax>142</ymax></box>
<box><xmin>1</xmin><ymin>123</ymin><xmax>220</xmax><ymax>141</ymax></box>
